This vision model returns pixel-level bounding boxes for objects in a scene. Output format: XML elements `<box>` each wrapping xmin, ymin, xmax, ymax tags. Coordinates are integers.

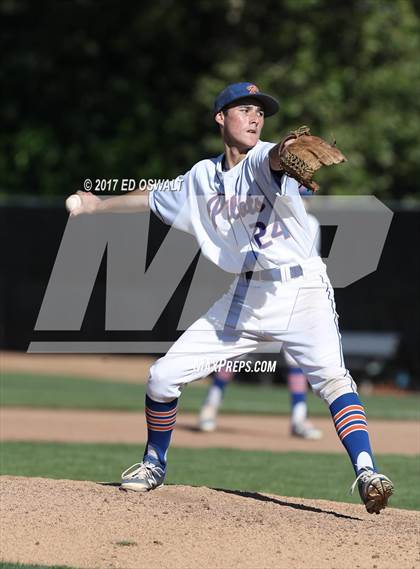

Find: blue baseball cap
<box><xmin>214</xmin><ymin>82</ymin><xmax>279</xmax><ymax>117</ymax></box>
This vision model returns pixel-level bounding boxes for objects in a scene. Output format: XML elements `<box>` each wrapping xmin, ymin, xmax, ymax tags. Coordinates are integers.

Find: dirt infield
<box><xmin>1</xmin><ymin>352</ymin><xmax>156</xmax><ymax>383</ymax></box>
<box><xmin>2</xmin><ymin>353</ymin><xmax>419</xmax><ymax>568</ymax></box>
<box><xmin>2</xmin><ymin>407</ymin><xmax>419</xmax><ymax>454</ymax></box>
<box><xmin>1</xmin><ymin>476</ymin><xmax>418</xmax><ymax>569</ymax></box>
<box><xmin>2</xmin><ymin>350</ymin><xmax>419</xmax><ymax>455</ymax></box>
<box><xmin>2</xmin><ymin>410</ymin><xmax>418</xmax><ymax>569</ymax></box>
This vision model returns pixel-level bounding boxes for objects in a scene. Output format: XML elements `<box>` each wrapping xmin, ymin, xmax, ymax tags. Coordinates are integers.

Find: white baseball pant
<box><xmin>147</xmin><ymin>257</ymin><xmax>357</xmax><ymax>406</ymax></box>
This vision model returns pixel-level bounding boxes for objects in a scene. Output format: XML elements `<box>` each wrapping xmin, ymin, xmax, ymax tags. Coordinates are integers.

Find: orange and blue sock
<box><xmin>204</xmin><ymin>370</ymin><xmax>233</xmax><ymax>408</ymax></box>
<box><xmin>329</xmin><ymin>393</ymin><xmax>376</xmax><ymax>474</ymax></box>
<box><xmin>144</xmin><ymin>394</ymin><xmax>178</xmax><ymax>467</ymax></box>
<box><xmin>288</xmin><ymin>367</ymin><xmax>307</xmax><ymax>424</ymax></box>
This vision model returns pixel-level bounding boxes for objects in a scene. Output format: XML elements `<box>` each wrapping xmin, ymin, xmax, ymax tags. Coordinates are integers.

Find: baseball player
<box><xmin>199</xmin><ymin>202</ymin><xmax>323</xmax><ymax>439</ymax></box>
<box><xmin>69</xmin><ymin>82</ymin><xmax>394</xmax><ymax>513</ymax></box>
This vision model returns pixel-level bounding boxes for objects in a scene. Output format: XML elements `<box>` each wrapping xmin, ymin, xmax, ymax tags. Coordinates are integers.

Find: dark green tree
<box><xmin>1</xmin><ymin>0</ymin><xmax>419</xmax><ymax>199</ymax></box>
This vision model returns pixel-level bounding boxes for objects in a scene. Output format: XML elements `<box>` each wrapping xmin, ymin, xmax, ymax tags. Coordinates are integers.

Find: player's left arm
<box><xmin>268</xmin><ymin>143</ymin><xmax>283</xmax><ymax>171</ymax></box>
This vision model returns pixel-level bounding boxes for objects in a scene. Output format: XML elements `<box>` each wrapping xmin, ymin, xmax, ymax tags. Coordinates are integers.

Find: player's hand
<box><xmin>66</xmin><ymin>191</ymin><xmax>102</xmax><ymax>217</ymax></box>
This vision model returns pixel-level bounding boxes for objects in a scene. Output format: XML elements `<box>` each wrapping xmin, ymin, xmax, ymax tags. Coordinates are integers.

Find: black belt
<box><xmin>243</xmin><ymin>265</ymin><xmax>303</xmax><ymax>282</ymax></box>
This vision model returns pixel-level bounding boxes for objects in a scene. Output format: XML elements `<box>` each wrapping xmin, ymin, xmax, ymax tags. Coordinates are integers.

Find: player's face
<box><xmin>216</xmin><ymin>98</ymin><xmax>265</xmax><ymax>150</ymax></box>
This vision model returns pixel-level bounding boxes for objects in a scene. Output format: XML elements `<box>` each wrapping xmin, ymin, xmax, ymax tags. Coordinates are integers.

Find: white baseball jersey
<box><xmin>147</xmin><ymin>141</ymin><xmax>355</xmax><ymax>406</ymax></box>
<box><xmin>149</xmin><ymin>140</ymin><xmax>319</xmax><ymax>273</ymax></box>
<box><xmin>306</xmin><ymin>212</ymin><xmax>321</xmax><ymax>255</ymax></box>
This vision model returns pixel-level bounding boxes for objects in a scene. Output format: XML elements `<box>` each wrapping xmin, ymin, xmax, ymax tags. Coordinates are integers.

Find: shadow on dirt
<box><xmin>97</xmin><ymin>481</ymin><xmax>363</xmax><ymax>520</ymax></box>
<box><xmin>212</xmin><ymin>487</ymin><xmax>363</xmax><ymax>521</ymax></box>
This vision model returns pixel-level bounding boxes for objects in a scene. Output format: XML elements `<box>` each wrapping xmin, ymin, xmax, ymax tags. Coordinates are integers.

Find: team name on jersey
<box><xmin>207</xmin><ymin>194</ymin><xmax>265</xmax><ymax>229</ymax></box>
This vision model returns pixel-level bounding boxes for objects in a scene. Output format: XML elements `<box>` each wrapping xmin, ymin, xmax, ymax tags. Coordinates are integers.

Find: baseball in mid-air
<box><xmin>65</xmin><ymin>194</ymin><xmax>82</xmax><ymax>213</ymax></box>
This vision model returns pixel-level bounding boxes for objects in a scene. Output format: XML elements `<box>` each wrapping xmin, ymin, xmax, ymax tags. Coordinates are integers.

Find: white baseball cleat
<box><xmin>198</xmin><ymin>403</ymin><xmax>218</xmax><ymax>432</ymax></box>
<box><xmin>120</xmin><ymin>459</ymin><xmax>165</xmax><ymax>492</ymax></box>
<box><xmin>291</xmin><ymin>421</ymin><xmax>323</xmax><ymax>440</ymax></box>
<box><xmin>350</xmin><ymin>467</ymin><xmax>394</xmax><ymax>514</ymax></box>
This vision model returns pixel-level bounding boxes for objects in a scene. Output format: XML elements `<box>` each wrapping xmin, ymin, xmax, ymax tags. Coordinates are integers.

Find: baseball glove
<box><xmin>278</xmin><ymin>125</ymin><xmax>347</xmax><ymax>191</ymax></box>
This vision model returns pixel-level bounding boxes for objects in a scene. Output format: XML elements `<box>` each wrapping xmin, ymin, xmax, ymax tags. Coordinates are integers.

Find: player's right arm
<box><xmin>68</xmin><ymin>188</ymin><xmax>150</xmax><ymax>216</ymax></box>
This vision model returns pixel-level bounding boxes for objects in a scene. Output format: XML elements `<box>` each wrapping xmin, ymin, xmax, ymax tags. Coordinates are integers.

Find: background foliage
<box><xmin>1</xmin><ymin>0</ymin><xmax>420</xmax><ymax>199</ymax></box>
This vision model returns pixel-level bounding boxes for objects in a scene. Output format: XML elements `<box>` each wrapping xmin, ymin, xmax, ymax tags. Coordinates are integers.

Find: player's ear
<box><xmin>214</xmin><ymin>111</ymin><xmax>225</xmax><ymax>128</ymax></box>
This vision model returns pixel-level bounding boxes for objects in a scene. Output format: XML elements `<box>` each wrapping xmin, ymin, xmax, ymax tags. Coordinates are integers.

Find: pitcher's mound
<box><xmin>0</xmin><ymin>476</ymin><xmax>417</xmax><ymax>569</ymax></box>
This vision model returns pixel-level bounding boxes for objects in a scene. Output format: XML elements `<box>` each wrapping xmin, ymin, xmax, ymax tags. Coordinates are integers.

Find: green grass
<box><xmin>0</xmin><ymin>536</ymin><xmax>87</xmax><ymax>569</ymax></box>
<box><xmin>0</xmin><ymin>565</ymin><xmax>80</xmax><ymax>569</ymax></box>
<box><xmin>1</xmin><ymin>372</ymin><xmax>419</xmax><ymax>420</ymax></box>
<box><xmin>1</xmin><ymin>441</ymin><xmax>419</xmax><ymax>510</ymax></box>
